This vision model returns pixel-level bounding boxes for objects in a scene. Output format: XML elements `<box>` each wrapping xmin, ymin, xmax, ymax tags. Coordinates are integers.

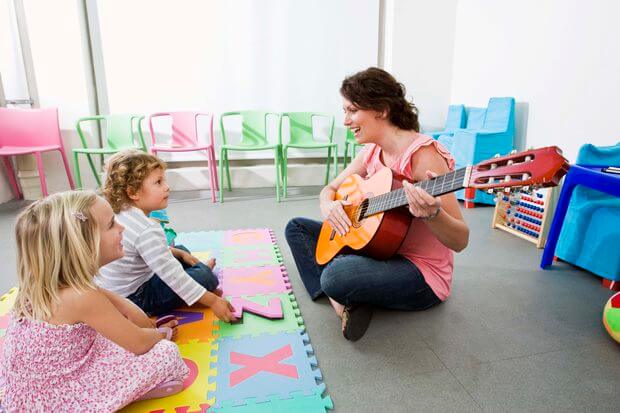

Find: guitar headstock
<box><xmin>467</xmin><ymin>146</ymin><xmax>570</xmax><ymax>193</ymax></box>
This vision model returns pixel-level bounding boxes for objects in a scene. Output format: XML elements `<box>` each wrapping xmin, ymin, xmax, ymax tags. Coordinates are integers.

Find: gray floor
<box><xmin>1</xmin><ymin>188</ymin><xmax>619</xmax><ymax>412</ymax></box>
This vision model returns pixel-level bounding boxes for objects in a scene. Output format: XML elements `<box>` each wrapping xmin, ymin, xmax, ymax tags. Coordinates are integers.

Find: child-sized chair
<box><xmin>426</xmin><ymin>104</ymin><xmax>466</xmax><ymax>139</ymax></box>
<box><xmin>0</xmin><ymin>107</ymin><xmax>75</xmax><ymax>199</ymax></box>
<box><xmin>280</xmin><ymin>112</ymin><xmax>337</xmax><ymax>198</ymax></box>
<box><xmin>343</xmin><ymin>128</ymin><xmax>363</xmax><ymax>169</ymax></box>
<box><xmin>219</xmin><ymin>111</ymin><xmax>283</xmax><ymax>202</ymax></box>
<box><xmin>438</xmin><ymin>97</ymin><xmax>515</xmax><ymax>205</ymax></box>
<box><xmin>541</xmin><ymin>143</ymin><xmax>620</xmax><ymax>286</ymax></box>
<box><xmin>148</xmin><ymin>111</ymin><xmax>219</xmax><ymax>203</ymax></box>
<box><xmin>74</xmin><ymin>114</ymin><xmax>147</xmax><ymax>189</ymax></box>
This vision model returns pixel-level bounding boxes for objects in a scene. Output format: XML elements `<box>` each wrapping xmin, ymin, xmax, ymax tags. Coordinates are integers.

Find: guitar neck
<box><xmin>362</xmin><ymin>167</ymin><xmax>470</xmax><ymax>217</ymax></box>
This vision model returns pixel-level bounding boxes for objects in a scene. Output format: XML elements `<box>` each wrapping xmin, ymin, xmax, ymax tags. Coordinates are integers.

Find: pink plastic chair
<box><xmin>0</xmin><ymin>107</ymin><xmax>75</xmax><ymax>199</ymax></box>
<box><xmin>148</xmin><ymin>111</ymin><xmax>219</xmax><ymax>202</ymax></box>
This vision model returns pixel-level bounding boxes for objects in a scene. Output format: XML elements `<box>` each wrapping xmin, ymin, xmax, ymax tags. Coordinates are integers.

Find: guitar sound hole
<box><xmin>351</xmin><ymin>199</ymin><xmax>369</xmax><ymax>228</ymax></box>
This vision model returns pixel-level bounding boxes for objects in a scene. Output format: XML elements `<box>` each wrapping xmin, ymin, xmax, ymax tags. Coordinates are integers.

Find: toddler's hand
<box><xmin>211</xmin><ymin>297</ymin><xmax>237</xmax><ymax>323</ymax></box>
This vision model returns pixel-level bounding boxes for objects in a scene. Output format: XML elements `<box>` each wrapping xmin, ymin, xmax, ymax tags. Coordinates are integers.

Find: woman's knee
<box><xmin>285</xmin><ymin>217</ymin><xmax>304</xmax><ymax>242</ymax></box>
<box><xmin>320</xmin><ymin>263</ymin><xmax>349</xmax><ymax>302</ymax></box>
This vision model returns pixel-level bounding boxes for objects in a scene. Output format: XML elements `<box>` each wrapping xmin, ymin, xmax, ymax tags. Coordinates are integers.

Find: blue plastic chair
<box><xmin>541</xmin><ymin>143</ymin><xmax>620</xmax><ymax>282</ymax></box>
<box><xmin>464</xmin><ymin>107</ymin><xmax>486</xmax><ymax>129</ymax></box>
<box><xmin>426</xmin><ymin>105</ymin><xmax>466</xmax><ymax>139</ymax></box>
<box><xmin>438</xmin><ymin>97</ymin><xmax>515</xmax><ymax>205</ymax></box>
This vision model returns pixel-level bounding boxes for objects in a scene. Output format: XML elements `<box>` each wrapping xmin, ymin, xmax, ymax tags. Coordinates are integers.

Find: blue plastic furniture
<box><xmin>426</xmin><ymin>105</ymin><xmax>466</xmax><ymax>139</ymax></box>
<box><xmin>541</xmin><ymin>143</ymin><xmax>620</xmax><ymax>282</ymax></box>
<box><xmin>438</xmin><ymin>97</ymin><xmax>515</xmax><ymax>205</ymax></box>
<box><xmin>464</xmin><ymin>107</ymin><xmax>486</xmax><ymax>129</ymax></box>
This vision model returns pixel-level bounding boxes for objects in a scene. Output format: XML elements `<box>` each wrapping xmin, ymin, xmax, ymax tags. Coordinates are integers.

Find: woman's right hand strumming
<box><xmin>320</xmin><ymin>199</ymin><xmax>352</xmax><ymax>236</ymax></box>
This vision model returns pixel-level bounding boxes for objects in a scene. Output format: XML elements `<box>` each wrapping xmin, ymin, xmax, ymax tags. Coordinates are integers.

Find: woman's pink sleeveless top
<box><xmin>362</xmin><ymin>133</ymin><xmax>455</xmax><ymax>301</ymax></box>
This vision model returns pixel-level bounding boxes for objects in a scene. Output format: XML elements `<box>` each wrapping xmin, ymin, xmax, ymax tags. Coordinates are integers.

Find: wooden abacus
<box><xmin>491</xmin><ymin>186</ymin><xmax>559</xmax><ymax>248</ymax></box>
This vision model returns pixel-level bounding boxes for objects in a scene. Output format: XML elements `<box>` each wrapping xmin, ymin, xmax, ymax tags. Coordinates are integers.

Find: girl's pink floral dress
<box><xmin>0</xmin><ymin>315</ymin><xmax>188</xmax><ymax>411</ymax></box>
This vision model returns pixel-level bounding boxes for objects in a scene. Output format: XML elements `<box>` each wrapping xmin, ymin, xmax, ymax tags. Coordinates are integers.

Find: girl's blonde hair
<box><xmin>103</xmin><ymin>149</ymin><xmax>166</xmax><ymax>213</ymax></box>
<box><xmin>13</xmin><ymin>191</ymin><xmax>101</xmax><ymax>320</ymax></box>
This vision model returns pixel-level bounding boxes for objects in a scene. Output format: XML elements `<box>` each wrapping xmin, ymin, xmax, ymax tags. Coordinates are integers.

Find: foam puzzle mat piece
<box><xmin>193</xmin><ymin>251</ymin><xmax>217</xmax><ymax>263</ymax></box>
<box><xmin>217</xmin><ymin>244</ymin><xmax>282</xmax><ymax>268</ymax></box>
<box><xmin>223</xmin><ymin>229</ymin><xmax>274</xmax><ymax>246</ymax></box>
<box><xmin>230</xmin><ymin>296</ymin><xmax>284</xmax><ymax>320</ymax></box>
<box><xmin>157</xmin><ymin>308</ymin><xmax>218</xmax><ymax>344</ymax></box>
<box><xmin>216</xmin><ymin>293</ymin><xmax>303</xmax><ymax>339</ymax></box>
<box><xmin>212</xmin><ymin>384</ymin><xmax>334</xmax><ymax>413</ymax></box>
<box><xmin>174</xmin><ymin>231</ymin><xmax>226</xmax><ymax>252</ymax></box>
<box><xmin>120</xmin><ymin>341</ymin><xmax>217</xmax><ymax>413</ymax></box>
<box><xmin>0</xmin><ymin>288</ymin><xmax>18</xmax><ymax>316</ymax></box>
<box><xmin>220</xmin><ymin>265</ymin><xmax>291</xmax><ymax>297</ymax></box>
<box><xmin>210</xmin><ymin>331</ymin><xmax>322</xmax><ymax>407</ymax></box>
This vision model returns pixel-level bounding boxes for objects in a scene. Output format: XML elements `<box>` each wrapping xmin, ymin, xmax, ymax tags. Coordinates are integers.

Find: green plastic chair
<box><xmin>74</xmin><ymin>114</ymin><xmax>146</xmax><ymax>189</ymax></box>
<box><xmin>279</xmin><ymin>112</ymin><xmax>337</xmax><ymax>198</ymax></box>
<box><xmin>343</xmin><ymin>128</ymin><xmax>363</xmax><ymax>169</ymax></box>
<box><xmin>219</xmin><ymin>111</ymin><xmax>283</xmax><ymax>202</ymax></box>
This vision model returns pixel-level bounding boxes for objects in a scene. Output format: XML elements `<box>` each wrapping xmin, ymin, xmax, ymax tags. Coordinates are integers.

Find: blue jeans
<box><xmin>285</xmin><ymin>217</ymin><xmax>441</xmax><ymax>311</ymax></box>
<box><xmin>127</xmin><ymin>245</ymin><xmax>219</xmax><ymax>316</ymax></box>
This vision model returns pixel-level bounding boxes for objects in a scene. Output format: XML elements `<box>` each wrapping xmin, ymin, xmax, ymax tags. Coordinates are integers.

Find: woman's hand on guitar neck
<box><xmin>403</xmin><ymin>170</ymin><xmax>442</xmax><ymax>220</ymax></box>
<box><xmin>320</xmin><ymin>199</ymin><xmax>353</xmax><ymax>236</ymax></box>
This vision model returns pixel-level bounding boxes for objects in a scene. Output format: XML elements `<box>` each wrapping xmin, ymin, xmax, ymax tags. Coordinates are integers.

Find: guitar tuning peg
<box><xmin>510</xmin><ymin>149</ymin><xmax>517</xmax><ymax>154</ymax></box>
<box><xmin>494</xmin><ymin>153</ymin><xmax>501</xmax><ymax>158</ymax></box>
<box><xmin>487</xmin><ymin>189</ymin><xmax>494</xmax><ymax>194</ymax></box>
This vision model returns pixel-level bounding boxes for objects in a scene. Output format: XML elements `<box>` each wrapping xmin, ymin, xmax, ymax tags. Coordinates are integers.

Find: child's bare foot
<box><xmin>207</xmin><ymin>258</ymin><xmax>216</xmax><ymax>270</ymax></box>
<box><xmin>159</xmin><ymin>319</ymin><xmax>179</xmax><ymax>341</ymax></box>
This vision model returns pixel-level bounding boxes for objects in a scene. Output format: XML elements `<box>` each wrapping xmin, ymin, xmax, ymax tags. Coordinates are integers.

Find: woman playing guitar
<box><xmin>285</xmin><ymin>67</ymin><xmax>470</xmax><ymax>341</ymax></box>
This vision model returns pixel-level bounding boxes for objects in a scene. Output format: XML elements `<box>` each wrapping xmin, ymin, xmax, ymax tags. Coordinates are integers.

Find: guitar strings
<box><xmin>346</xmin><ymin>168</ymin><xmax>468</xmax><ymax>221</ymax></box>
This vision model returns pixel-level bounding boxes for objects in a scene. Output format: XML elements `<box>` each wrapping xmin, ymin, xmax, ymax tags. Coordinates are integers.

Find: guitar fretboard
<box><xmin>362</xmin><ymin>167</ymin><xmax>469</xmax><ymax>218</ymax></box>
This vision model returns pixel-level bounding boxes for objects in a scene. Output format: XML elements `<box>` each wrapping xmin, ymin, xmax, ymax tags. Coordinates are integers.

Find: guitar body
<box><xmin>314</xmin><ymin>146</ymin><xmax>570</xmax><ymax>265</ymax></box>
<box><xmin>315</xmin><ymin>167</ymin><xmax>412</xmax><ymax>265</ymax></box>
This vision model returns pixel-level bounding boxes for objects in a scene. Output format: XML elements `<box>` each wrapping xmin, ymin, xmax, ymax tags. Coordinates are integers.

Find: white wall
<box><xmin>450</xmin><ymin>0</ymin><xmax>620</xmax><ymax>162</ymax></box>
<box><xmin>21</xmin><ymin>0</ymin><xmax>99</xmax><ymax>192</ymax></box>
<box><xmin>389</xmin><ymin>0</ymin><xmax>459</xmax><ymax>132</ymax></box>
<box><xmin>0</xmin><ymin>0</ymin><xmax>29</xmax><ymax>202</ymax></box>
<box><xmin>97</xmin><ymin>0</ymin><xmax>379</xmax><ymax>162</ymax></box>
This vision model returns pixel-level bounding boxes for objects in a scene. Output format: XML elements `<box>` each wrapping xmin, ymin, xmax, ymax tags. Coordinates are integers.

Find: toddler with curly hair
<box><xmin>97</xmin><ymin>150</ymin><xmax>235</xmax><ymax>321</ymax></box>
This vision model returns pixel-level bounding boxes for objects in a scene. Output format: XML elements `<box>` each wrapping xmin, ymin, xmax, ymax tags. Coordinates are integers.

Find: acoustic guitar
<box><xmin>315</xmin><ymin>146</ymin><xmax>570</xmax><ymax>265</ymax></box>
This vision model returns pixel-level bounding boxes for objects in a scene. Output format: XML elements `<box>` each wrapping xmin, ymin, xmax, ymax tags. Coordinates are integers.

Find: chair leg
<box><xmin>210</xmin><ymin>147</ymin><xmax>219</xmax><ymax>191</ymax></box>
<box><xmin>540</xmin><ymin>177</ymin><xmax>577</xmax><ymax>268</ymax></box>
<box><xmin>332</xmin><ymin>145</ymin><xmax>338</xmax><ymax>182</ymax></box>
<box><xmin>206</xmin><ymin>149</ymin><xmax>216</xmax><ymax>203</ymax></box>
<box><xmin>86</xmin><ymin>153</ymin><xmax>101</xmax><ymax>187</ymax></box>
<box><xmin>34</xmin><ymin>152</ymin><xmax>48</xmax><ymax>197</ymax></box>
<box><xmin>281</xmin><ymin>146</ymin><xmax>288</xmax><ymax>199</ymax></box>
<box><xmin>343</xmin><ymin>141</ymin><xmax>350</xmax><ymax>169</ymax></box>
<box><xmin>1</xmin><ymin>156</ymin><xmax>23</xmax><ymax>200</ymax></box>
<box><xmin>219</xmin><ymin>149</ymin><xmax>226</xmax><ymax>203</ymax></box>
<box><xmin>59</xmin><ymin>149</ymin><xmax>76</xmax><ymax>190</ymax></box>
<box><xmin>224</xmin><ymin>150</ymin><xmax>232</xmax><ymax>191</ymax></box>
<box><xmin>274</xmin><ymin>148</ymin><xmax>281</xmax><ymax>202</ymax></box>
<box><xmin>73</xmin><ymin>151</ymin><xmax>83</xmax><ymax>190</ymax></box>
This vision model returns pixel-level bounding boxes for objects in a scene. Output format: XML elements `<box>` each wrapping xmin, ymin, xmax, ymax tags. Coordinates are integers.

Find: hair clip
<box><xmin>72</xmin><ymin>211</ymin><xmax>87</xmax><ymax>222</ymax></box>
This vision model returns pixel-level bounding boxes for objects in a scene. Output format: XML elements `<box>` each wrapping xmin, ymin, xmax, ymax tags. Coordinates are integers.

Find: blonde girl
<box><xmin>0</xmin><ymin>191</ymin><xmax>188</xmax><ymax>411</ymax></box>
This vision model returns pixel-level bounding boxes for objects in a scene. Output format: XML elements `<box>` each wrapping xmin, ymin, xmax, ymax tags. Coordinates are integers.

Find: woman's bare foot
<box><xmin>207</xmin><ymin>258</ymin><xmax>216</xmax><ymax>270</ymax></box>
<box><xmin>328</xmin><ymin>297</ymin><xmax>345</xmax><ymax>320</ymax></box>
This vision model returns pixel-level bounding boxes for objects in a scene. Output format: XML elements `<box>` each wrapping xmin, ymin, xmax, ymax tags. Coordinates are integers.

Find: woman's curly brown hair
<box><xmin>103</xmin><ymin>150</ymin><xmax>166</xmax><ymax>213</ymax></box>
<box><xmin>340</xmin><ymin>67</ymin><xmax>420</xmax><ymax>132</ymax></box>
